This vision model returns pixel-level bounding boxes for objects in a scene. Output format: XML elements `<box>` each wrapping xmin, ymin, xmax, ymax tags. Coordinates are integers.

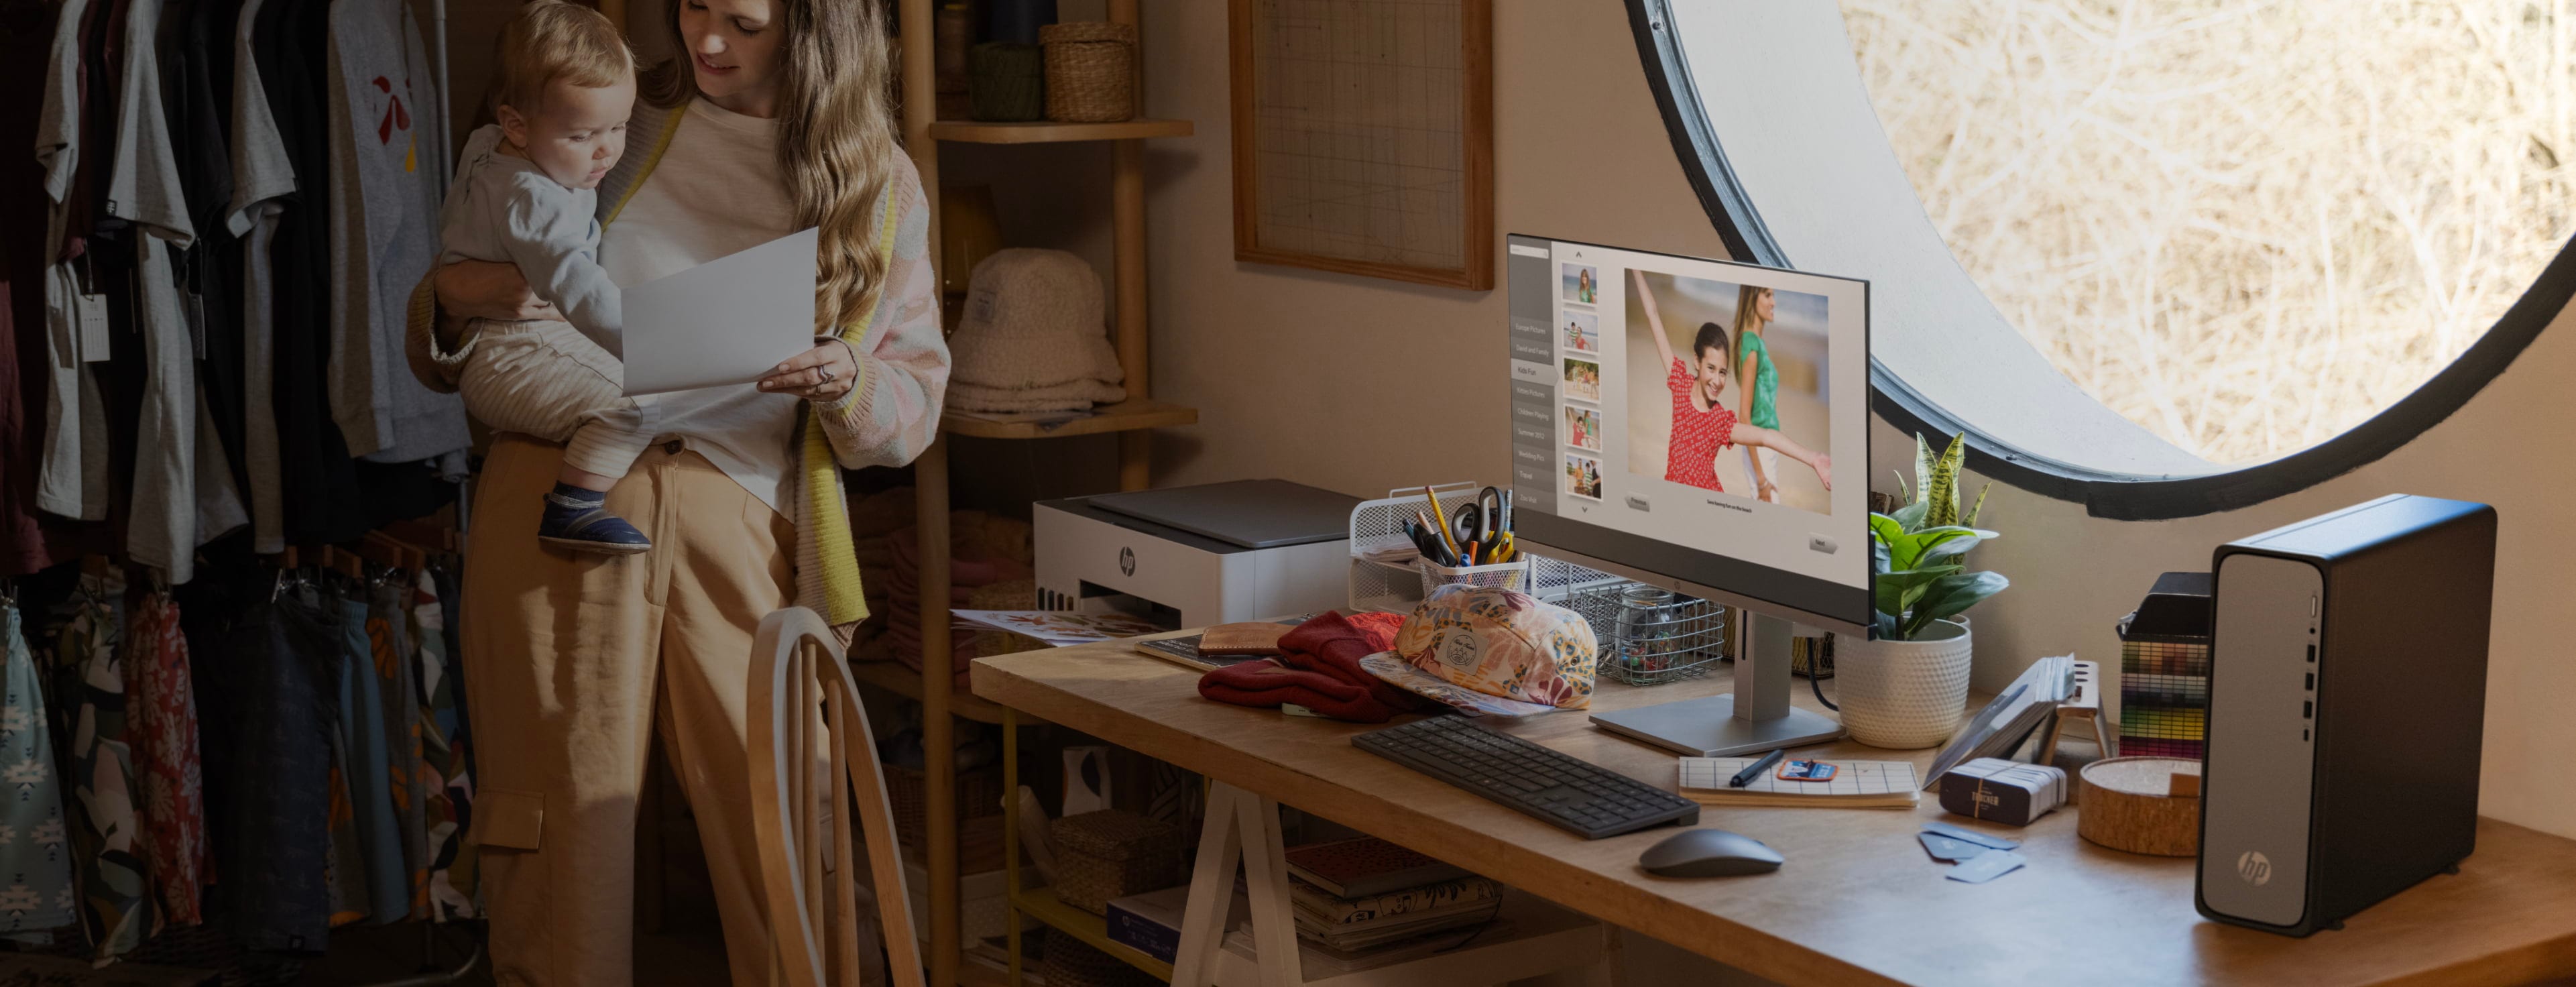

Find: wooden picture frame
<box><xmin>1228</xmin><ymin>0</ymin><xmax>1495</xmax><ymax>291</ymax></box>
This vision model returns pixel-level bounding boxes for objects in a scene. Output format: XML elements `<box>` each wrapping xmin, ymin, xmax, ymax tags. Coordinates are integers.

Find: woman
<box><xmin>1733</xmin><ymin>285</ymin><xmax>1784</xmax><ymax>502</ymax></box>
<box><xmin>409</xmin><ymin>0</ymin><xmax>945</xmax><ymax>981</ymax></box>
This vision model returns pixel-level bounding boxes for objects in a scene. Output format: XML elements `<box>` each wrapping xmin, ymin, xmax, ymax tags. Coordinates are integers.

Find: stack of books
<box><xmin>1272</xmin><ymin>837</ymin><xmax>1503</xmax><ymax>953</ymax></box>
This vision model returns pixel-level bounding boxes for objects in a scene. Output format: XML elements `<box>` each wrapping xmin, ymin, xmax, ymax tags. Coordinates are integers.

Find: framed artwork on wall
<box><xmin>1228</xmin><ymin>0</ymin><xmax>1495</xmax><ymax>290</ymax></box>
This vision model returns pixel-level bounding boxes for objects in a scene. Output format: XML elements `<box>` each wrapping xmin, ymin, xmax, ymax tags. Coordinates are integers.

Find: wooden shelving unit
<box><xmin>845</xmin><ymin>660</ymin><xmax>1012</xmax><ymax>725</ymax></box>
<box><xmin>941</xmin><ymin>399</ymin><xmax>1200</xmax><ymax>441</ymax></box>
<box><xmin>1008</xmin><ymin>884</ymin><xmax>1177</xmax><ymax>982</ymax></box>
<box><xmin>929</xmin><ymin>119</ymin><xmax>1195</xmax><ymax>144</ymax></box>
<box><xmin>898</xmin><ymin>1</ymin><xmax>1196</xmax><ymax>983</ymax></box>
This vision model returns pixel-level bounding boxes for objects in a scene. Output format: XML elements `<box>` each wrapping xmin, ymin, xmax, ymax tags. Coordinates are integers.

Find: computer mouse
<box><xmin>1639</xmin><ymin>827</ymin><xmax>1784</xmax><ymax>877</ymax></box>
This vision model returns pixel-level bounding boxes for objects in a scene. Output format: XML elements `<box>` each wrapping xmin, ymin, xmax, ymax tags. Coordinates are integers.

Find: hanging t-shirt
<box><xmin>105</xmin><ymin>0</ymin><xmax>248</xmax><ymax>582</ymax></box>
<box><xmin>170</xmin><ymin>0</ymin><xmax>255</xmax><ymax>518</ymax></box>
<box><xmin>33</xmin><ymin>0</ymin><xmax>110</xmax><ymax>525</ymax></box>
<box><xmin>3</xmin><ymin>0</ymin><xmax>66</xmax><ymax>577</ymax></box>
<box><xmin>259</xmin><ymin>0</ymin><xmax>372</xmax><ymax>544</ymax></box>
<box><xmin>227</xmin><ymin>0</ymin><xmax>295</xmax><ymax>555</ymax></box>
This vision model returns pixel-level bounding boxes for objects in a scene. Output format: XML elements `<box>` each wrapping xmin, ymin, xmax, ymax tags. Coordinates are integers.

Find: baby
<box><xmin>426</xmin><ymin>0</ymin><xmax>648</xmax><ymax>554</ymax></box>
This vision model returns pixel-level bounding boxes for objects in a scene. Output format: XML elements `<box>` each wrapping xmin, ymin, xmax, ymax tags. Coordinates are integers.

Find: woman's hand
<box><xmin>759</xmin><ymin>339</ymin><xmax>860</xmax><ymax>402</ymax></box>
<box><xmin>435</xmin><ymin>260</ymin><xmax>554</xmax><ymax>321</ymax></box>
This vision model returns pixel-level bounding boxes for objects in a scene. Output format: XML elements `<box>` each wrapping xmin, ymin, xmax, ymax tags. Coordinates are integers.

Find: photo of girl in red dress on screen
<box><xmin>1633</xmin><ymin>270</ymin><xmax>1830</xmax><ymax>496</ymax></box>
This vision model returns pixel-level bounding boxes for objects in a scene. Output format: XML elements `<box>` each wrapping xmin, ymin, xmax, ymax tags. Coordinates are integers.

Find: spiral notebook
<box><xmin>1677</xmin><ymin>757</ymin><xmax>1922</xmax><ymax>808</ymax></box>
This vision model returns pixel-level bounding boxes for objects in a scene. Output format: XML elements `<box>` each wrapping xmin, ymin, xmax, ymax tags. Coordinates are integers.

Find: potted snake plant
<box><xmin>1837</xmin><ymin>433</ymin><xmax>2009</xmax><ymax>748</ymax></box>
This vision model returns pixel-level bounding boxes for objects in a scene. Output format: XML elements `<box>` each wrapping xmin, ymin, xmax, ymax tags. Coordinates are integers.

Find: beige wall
<box><xmin>1124</xmin><ymin>0</ymin><xmax>2576</xmax><ymax>839</ymax></box>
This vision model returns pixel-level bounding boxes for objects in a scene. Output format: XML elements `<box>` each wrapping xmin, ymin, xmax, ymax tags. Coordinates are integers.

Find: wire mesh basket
<box><xmin>1570</xmin><ymin>582</ymin><xmax>1728</xmax><ymax>686</ymax></box>
<box><xmin>1417</xmin><ymin>557</ymin><xmax>1533</xmax><ymax>597</ymax></box>
<box><xmin>1347</xmin><ymin>483</ymin><xmax>1625</xmax><ymax>612</ymax></box>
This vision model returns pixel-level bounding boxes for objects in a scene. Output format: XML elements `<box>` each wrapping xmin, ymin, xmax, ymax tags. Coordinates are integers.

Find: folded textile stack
<box><xmin>880</xmin><ymin>517</ymin><xmax>1035</xmax><ymax>687</ymax></box>
<box><xmin>1271</xmin><ymin>837</ymin><xmax>1501</xmax><ymax>953</ymax></box>
<box><xmin>945</xmin><ymin>249</ymin><xmax>1128</xmax><ymax>414</ymax></box>
<box><xmin>1195</xmin><ymin>612</ymin><xmax>1431</xmax><ymax>723</ymax></box>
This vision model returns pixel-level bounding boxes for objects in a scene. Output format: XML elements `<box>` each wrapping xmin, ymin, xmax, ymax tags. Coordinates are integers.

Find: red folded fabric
<box><xmin>1277</xmin><ymin>612</ymin><xmax>1431</xmax><ymax>716</ymax></box>
<box><xmin>1197</xmin><ymin>660</ymin><xmax>1404</xmax><ymax>723</ymax></box>
<box><xmin>1196</xmin><ymin>612</ymin><xmax>1430</xmax><ymax>722</ymax></box>
<box><xmin>1344</xmin><ymin>611</ymin><xmax>1405</xmax><ymax>652</ymax></box>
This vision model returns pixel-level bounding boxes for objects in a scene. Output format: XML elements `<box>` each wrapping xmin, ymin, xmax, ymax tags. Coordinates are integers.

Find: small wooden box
<box><xmin>1936</xmin><ymin>758</ymin><xmax>2067</xmax><ymax>826</ymax></box>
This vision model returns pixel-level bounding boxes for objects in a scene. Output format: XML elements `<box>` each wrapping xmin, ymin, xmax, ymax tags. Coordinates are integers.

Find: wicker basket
<box><xmin>1040</xmin><ymin>934</ymin><xmax>1157</xmax><ymax>987</ymax></box>
<box><xmin>1051</xmin><ymin>810</ymin><xmax>1179</xmax><ymax>913</ymax></box>
<box><xmin>1040</xmin><ymin>22</ymin><xmax>1136</xmax><ymax>123</ymax></box>
<box><xmin>970</xmin><ymin>42</ymin><xmax>1045</xmax><ymax>121</ymax></box>
<box><xmin>887</xmin><ymin>761</ymin><xmax>1008</xmax><ymax>872</ymax></box>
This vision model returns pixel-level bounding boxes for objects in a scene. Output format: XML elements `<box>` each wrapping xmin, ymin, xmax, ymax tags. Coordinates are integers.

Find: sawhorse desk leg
<box><xmin>1172</xmin><ymin>781</ymin><xmax>1303</xmax><ymax>987</ymax></box>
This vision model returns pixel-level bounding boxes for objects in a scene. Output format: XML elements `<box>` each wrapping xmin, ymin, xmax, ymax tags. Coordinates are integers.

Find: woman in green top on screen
<box><xmin>1734</xmin><ymin>285</ymin><xmax>1787</xmax><ymax>502</ymax></box>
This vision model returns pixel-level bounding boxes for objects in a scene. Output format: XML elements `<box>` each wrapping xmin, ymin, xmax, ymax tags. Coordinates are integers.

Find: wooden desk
<box><xmin>972</xmin><ymin>642</ymin><xmax>2576</xmax><ymax>987</ymax></box>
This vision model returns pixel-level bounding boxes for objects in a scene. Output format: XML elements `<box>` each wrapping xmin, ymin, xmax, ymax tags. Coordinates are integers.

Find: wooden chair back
<box><xmin>750</xmin><ymin>607</ymin><xmax>927</xmax><ymax>987</ymax></box>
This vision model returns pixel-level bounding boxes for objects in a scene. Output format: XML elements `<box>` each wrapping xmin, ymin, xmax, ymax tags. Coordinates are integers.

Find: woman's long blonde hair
<box><xmin>641</xmin><ymin>0</ymin><xmax>898</xmax><ymax>335</ymax></box>
<box><xmin>1731</xmin><ymin>284</ymin><xmax>1772</xmax><ymax>354</ymax></box>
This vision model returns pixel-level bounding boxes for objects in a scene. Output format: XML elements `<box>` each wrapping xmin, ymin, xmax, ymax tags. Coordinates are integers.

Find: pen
<box><xmin>1414</xmin><ymin>509</ymin><xmax>1456</xmax><ymax>563</ymax></box>
<box><xmin>1425</xmin><ymin>486</ymin><xmax>1460</xmax><ymax>549</ymax></box>
<box><xmin>1730</xmin><ymin>748</ymin><xmax>1788</xmax><ymax>787</ymax></box>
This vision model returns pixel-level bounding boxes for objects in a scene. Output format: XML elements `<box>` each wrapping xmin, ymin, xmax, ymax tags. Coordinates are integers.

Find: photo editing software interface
<box><xmin>1507</xmin><ymin>235</ymin><xmax>1872</xmax><ymax>614</ymax></box>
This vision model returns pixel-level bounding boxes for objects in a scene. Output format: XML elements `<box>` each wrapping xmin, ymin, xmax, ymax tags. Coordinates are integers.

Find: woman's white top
<box><xmin>600</xmin><ymin>98</ymin><xmax>803</xmax><ymax>515</ymax></box>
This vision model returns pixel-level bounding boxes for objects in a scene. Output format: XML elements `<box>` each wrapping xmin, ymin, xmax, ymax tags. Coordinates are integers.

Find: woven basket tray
<box><xmin>1040</xmin><ymin>934</ymin><xmax>1157</xmax><ymax>987</ymax></box>
<box><xmin>888</xmin><ymin>761</ymin><xmax>1007</xmax><ymax>872</ymax></box>
<box><xmin>1051</xmin><ymin>810</ymin><xmax>1179</xmax><ymax>913</ymax></box>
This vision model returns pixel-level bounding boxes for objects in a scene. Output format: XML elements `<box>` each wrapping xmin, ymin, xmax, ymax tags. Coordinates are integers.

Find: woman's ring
<box><xmin>820</xmin><ymin>367</ymin><xmax>835</xmax><ymax>383</ymax></box>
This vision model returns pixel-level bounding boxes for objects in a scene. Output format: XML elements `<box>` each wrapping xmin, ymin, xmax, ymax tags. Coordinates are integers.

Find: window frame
<box><xmin>1623</xmin><ymin>0</ymin><xmax>2575</xmax><ymax>521</ymax></box>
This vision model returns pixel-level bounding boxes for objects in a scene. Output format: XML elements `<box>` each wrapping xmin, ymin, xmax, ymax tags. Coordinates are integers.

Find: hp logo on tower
<box><xmin>1118</xmin><ymin>546</ymin><xmax>1136</xmax><ymax>577</ymax></box>
<box><xmin>2236</xmin><ymin>850</ymin><xmax>2274</xmax><ymax>886</ymax></box>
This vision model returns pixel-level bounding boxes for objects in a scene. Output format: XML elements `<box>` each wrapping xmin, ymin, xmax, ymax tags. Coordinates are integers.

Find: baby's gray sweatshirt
<box><xmin>437</xmin><ymin>123</ymin><xmax>623</xmax><ymax>355</ymax></box>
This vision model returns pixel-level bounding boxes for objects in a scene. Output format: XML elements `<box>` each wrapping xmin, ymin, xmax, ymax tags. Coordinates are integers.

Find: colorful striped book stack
<box><xmin>2117</xmin><ymin>572</ymin><xmax>2214</xmax><ymax>759</ymax></box>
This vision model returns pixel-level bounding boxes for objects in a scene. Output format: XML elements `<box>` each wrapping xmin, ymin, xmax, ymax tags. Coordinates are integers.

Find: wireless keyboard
<box><xmin>1352</xmin><ymin>715</ymin><xmax>1700</xmax><ymax>839</ymax></box>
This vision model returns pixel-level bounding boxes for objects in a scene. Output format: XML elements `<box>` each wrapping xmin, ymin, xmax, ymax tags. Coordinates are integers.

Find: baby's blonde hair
<box><xmin>492</xmin><ymin>0</ymin><xmax>634</xmax><ymax>115</ymax></box>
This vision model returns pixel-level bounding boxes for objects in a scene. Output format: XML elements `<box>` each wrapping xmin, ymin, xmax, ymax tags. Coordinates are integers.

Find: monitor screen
<box><xmin>1506</xmin><ymin>235</ymin><xmax>1873</xmax><ymax>630</ymax></box>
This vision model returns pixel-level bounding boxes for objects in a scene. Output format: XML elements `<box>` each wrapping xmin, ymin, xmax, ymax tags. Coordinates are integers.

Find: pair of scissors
<box><xmin>1450</xmin><ymin>487</ymin><xmax>1507</xmax><ymax>550</ymax></box>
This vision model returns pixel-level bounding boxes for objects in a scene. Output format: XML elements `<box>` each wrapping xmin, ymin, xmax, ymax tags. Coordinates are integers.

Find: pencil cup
<box><xmin>1417</xmin><ymin>558</ymin><xmax>1533</xmax><ymax>598</ymax></box>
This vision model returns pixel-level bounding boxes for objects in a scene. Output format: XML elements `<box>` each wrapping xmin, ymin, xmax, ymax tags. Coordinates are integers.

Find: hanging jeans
<box><xmin>219</xmin><ymin>589</ymin><xmax>338</xmax><ymax>951</ymax></box>
<box><xmin>365</xmin><ymin>580</ymin><xmax>428</xmax><ymax>920</ymax></box>
<box><xmin>462</xmin><ymin>435</ymin><xmax>807</xmax><ymax>987</ymax></box>
<box><xmin>335</xmin><ymin>590</ymin><xmax>409</xmax><ymax>925</ymax></box>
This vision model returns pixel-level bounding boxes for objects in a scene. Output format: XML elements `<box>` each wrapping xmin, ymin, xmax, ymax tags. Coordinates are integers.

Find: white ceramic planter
<box><xmin>1836</xmin><ymin>620</ymin><xmax>1974</xmax><ymax>749</ymax></box>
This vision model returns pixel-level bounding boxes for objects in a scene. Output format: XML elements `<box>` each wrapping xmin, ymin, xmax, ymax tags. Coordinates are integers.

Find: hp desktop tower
<box><xmin>2196</xmin><ymin>494</ymin><xmax>2496</xmax><ymax>937</ymax></box>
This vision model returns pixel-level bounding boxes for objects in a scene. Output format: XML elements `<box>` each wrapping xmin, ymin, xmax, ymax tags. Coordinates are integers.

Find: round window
<box><xmin>1630</xmin><ymin>1</ymin><xmax>2573</xmax><ymax>517</ymax></box>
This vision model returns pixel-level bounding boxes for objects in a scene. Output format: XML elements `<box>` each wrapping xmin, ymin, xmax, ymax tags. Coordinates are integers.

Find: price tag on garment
<box><xmin>75</xmin><ymin>290</ymin><xmax>111</xmax><ymax>363</ymax></box>
<box><xmin>182</xmin><ymin>290</ymin><xmax>208</xmax><ymax>361</ymax></box>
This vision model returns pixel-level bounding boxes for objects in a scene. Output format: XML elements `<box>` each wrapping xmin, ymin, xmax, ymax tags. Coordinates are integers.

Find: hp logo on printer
<box><xmin>2236</xmin><ymin>851</ymin><xmax>2274</xmax><ymax>886</ymax></box>
<box><xmin>1118</xmin><ymin>546</ymin><xmax>1136</xmax><ymax>577</ymax></box>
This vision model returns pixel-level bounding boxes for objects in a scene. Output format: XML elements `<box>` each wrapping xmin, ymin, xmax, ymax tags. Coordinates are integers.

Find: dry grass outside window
<box><xmin>1845</xmin><ymin>0</ymin><xmax>2576</xmax><ymax>465</ymax></box>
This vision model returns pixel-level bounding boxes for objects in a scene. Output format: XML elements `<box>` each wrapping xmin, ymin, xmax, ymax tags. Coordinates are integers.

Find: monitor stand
<box><xmin>1588</xmin><ymin>609</ymin><xmax>1846</xmax><ymax>756</ymax></box>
